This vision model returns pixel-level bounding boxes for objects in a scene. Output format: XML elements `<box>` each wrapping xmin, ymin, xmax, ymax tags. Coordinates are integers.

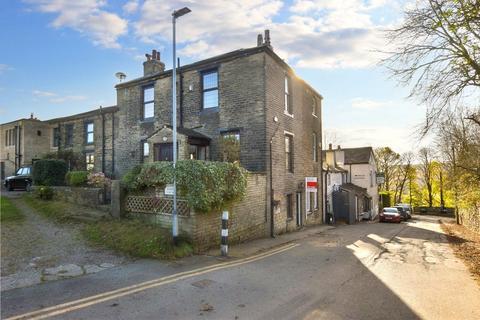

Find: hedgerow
<box><xmin>122</xmin><ymin>160</ymin><xmax>247</xmax><ymax>213</ymax></box>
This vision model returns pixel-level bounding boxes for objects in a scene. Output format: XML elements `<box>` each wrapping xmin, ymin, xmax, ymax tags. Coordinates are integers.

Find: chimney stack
<box><xmin>256</xmin><ymin>30</ymin><xmax>272</xmax><ymax>49</ymax></box>
<box><xmin>30</xmin><ymin>113</ymin><xmax>34</xmax><ymax>119</ymax></box>
<box><xmin>143</xmin><ymin>49</ymin><xmax>165</xmax><ymax>76</ymax></box>
<box><xmin>257</xmin><ymin>34</ymin><xmax>263</xmax><ymax>47</ymax></box>
<box><xmin>329</xmin><ymin>143</ymin><xmax>332</xmax><ymax>150</ymax></box>
<box><xmin>337</xmin><ymin>145</ymin><xmax>341</xmax><ymax>150</ymax></box>
<box><xmin>264</xmin><ymin>29</ymin><xmax>271</xmax><ymax>46</ymax></box>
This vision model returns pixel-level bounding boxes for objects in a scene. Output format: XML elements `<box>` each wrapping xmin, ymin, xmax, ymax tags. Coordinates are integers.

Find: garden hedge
<box><xmin>33</xmin><ymin>159</ymin><xmax>68</xmax><ymax>186</ymax></box>
<box><xmin>122</xmin><ymin>160</ymin><xmax>247</xmax><ymax>213</ymax></box>
<box><xmin>65</xmin><ymin>171</ymin><xmax>89</xmax><ymax>187</ymax></box>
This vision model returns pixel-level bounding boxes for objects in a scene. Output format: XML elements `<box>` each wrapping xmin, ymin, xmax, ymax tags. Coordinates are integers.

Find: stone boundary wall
<box><xmin>459</xmin><ymin>206</ymin><xmax>480</xmax><ymax>234</ymax></box>
<box><xmin>33</xmin><ymin>186</ymin><xmax>106</xmax><ymax>209</ymax></box>
<box><xmin>125</xmin><ymin>173</ymin><xmax>268</xmax><ymax>252</ymax></box>
<box><xmin>413</xmin><ymin>206</ymin><xmax>455</xmax><ymax>217</ymax></box>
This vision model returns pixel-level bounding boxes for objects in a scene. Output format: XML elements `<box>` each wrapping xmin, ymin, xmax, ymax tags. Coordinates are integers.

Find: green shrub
<box><xmin>121</xmin><ymin>164</ymin><xmax>142</xmax><ymax>190</ymax></box>
<box><xmin>34</xmin><ymin>186</ymin><xmax>55</xmax><ymax>200</ymax></box>
<box><xmin>66</xmin><ymin>171</ymin><xmax>89</xmax><ymax>186</ymax></box>
<box><xmin>127</xmin><ymin>160</ymin><xmax>247</xmax><ymax>213</ymax></box>
<box><xmin>33</xmin><ymin>159</ymin><xmax>68</xmax><ymax>186</ymax></box>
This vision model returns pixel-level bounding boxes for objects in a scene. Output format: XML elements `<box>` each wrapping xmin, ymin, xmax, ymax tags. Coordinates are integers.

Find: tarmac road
<box><xmin>2</xmin><ymin>215</ymin><xmax>480</xmax><ymax>320</ymax></box>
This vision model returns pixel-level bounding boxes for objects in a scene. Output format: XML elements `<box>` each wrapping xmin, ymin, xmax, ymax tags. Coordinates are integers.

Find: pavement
<box><xmin>2</xmin><ymin>215</ymin><xmax>480</xmax><ymax>320</ymax></box>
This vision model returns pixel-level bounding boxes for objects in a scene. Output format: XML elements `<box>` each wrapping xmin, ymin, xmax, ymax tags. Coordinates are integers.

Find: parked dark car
<box><xmin>394</xmin><ymin>205</ymin><xmax>409</xmax><ymax>221</ymax></box>
<box><xmin>395</xmin><ymin>203</ymin><xmax>412</xmax><ymax>219</ymax></box>
<box><xmin>379</xmin><ymin>207</ymin><xmax>401</xmax><ymax>223</ymax></box>
<box><xmin>4</xmin><ymin>166</ymin><xmax>32</xmax><ymax>191</ymax></box>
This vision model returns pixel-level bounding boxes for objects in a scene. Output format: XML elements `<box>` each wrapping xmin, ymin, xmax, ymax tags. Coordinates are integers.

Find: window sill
<box><xmin>284</xmin><ymin>111</ymin><xmax>294</xmax><ymax>118</ymax></box>
<box><xmin>140</xmin><ymin>118</ymin><xmax>154</xmax><ymax>123</ymax></box>
<box><xmin>200</xmin><ymin>107</ymin><xmax>219</xmax><ymax>114</ymax></box>
<box><xmin>312</xmin><ymin>113</ymin><xmax>318</xmax><ymax>118</ymax></box>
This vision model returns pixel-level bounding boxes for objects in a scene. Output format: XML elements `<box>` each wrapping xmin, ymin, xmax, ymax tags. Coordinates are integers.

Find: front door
<box><xmin>296</xmin><ymin>192</ymin><xmax>302</xmax><ymax>227</ymax></box>
<box><xmin>154</xmin><ymin>143</ymin><xmax>173</xmax><ymax>161</ymax></box>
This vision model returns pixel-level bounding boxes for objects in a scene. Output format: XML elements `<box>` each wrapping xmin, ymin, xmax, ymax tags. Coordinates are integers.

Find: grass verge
<box><xmin>23</xmin><ymin>194</ymin><xmax>72</xmax><ymax>222</ymax></box>
<box><xmin>23</xmin><ymin>194</ymin><xmax>193</xmax><ymax>259</ymax></box>
<box><xmin>441</xmin><ymin>221</ymin><xmax>480</xmax><ymax>285</ymax></box>
<box><xmin>82</xmin><ymin>219</ymin><xmax>193</xmax><ymax>260</ymax></box>
<box><xmin>0</xmin><ymin>196</ymin><xmax>24</xmax><ymax>222</ymax></box>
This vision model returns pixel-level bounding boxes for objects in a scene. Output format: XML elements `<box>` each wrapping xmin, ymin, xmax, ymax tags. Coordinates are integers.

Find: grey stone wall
<box><xmin>33</xmin><ymin>186</ymin><xmax>106</xmax><ymax>208</ymax></box>
<box><xmin>115</xmin><ymin>52</ymin><xmax>267</xmax><ymax>176</ymax></box>
<box><xmin>264</xmin><ymin>53</ymin><xmax>324</xmax><ymax>234</ymax></box>
<box><xmin>126</xmin><ymin>173</ymin><xmax>267</xmax><ymax>252</ymax></box>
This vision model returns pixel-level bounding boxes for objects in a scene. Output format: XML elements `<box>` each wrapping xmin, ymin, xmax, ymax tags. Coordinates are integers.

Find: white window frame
<box><xmin>143</xmin><ymin>86</ymin><xmax>155</xmax><ymax>120</ymax></box>
<box><xmin>284</xmin><ymin>76</ymin><xmax>294</xmax><ymax>117</ymax></box>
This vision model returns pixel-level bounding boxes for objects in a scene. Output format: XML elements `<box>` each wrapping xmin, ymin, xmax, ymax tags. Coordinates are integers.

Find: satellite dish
<box><xmin>115</xmin><ymin>72</ymin><xmax>127</xmax><ymax>82</ymax></box>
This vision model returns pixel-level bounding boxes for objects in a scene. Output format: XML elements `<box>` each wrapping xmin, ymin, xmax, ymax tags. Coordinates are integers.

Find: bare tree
<box><xmin>418</xmin><ymin>147</ymin><xmax>435</xmax><ymax>207</ymax></box>
<box><xmin>383</xmin><ymin>0</ymin><xmax>480</xmax><ymax>134</ymax></box>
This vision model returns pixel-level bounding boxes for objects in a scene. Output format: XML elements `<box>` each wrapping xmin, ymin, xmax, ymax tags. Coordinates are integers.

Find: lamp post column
<box><xmin>172</xmin><ymin>14</ymin><xmax>178</xmax><ymax>244</ymax></box>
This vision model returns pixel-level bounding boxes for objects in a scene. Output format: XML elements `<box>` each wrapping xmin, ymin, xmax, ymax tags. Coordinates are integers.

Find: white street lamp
<box><xmin>172</xmin><ymin>6</ymin><xmax>191</xmax><ymax>245</ymax></box>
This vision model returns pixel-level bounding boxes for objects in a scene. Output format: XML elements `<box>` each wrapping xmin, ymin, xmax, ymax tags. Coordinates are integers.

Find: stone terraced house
<box><xmin>1</xmin><ymin>31</ymin><xmax>325</xmax><ymax>241</ymax></box>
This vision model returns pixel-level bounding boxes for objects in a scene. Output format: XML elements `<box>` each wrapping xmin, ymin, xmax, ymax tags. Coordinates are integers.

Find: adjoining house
<box><xmin>1</xmin><ymin>30</ymin><xmax>325</xmax><ymax>244</ymax></box>
<box><xmin>323</xmin><ymin>145</ymin><xmax>379</xmax><ymax>223</ymax></box>
<box><xmin>0</xmin><ymin>108</ymin><xmax>117</xmax><ymax>179</ymax></box>
<box><xmin>0</xmin><ymin>115</ymin><xmax>51</xmax><ymax>179</ymax></box>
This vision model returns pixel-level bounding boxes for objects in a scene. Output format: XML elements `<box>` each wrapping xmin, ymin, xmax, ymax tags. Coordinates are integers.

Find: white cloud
<box><xmin>32</xmin><ymin>90</ymin><xmax>87</xmax><ymax>103</ymax></box>
<box><xmin>33</xmin><ymin>89</ymin><xmax>56</xmax><ymax>97</ymax></box>
<box><xmin>134</xmin><ymin>0</ymin><xmax>283</xmax><ymax>48</ymax></box>
<box><xmin>350</xmin><ymin>97</ymin><xmax>393</xmax><ymax>110</ymax></box>
<box><xmin>132</xmin><ymin>0</ymin><xmax>401</xmax><ymax>69</ymax></box>
<box><xmin>0</xmin><ymin>64</ymin><xmax>12</xmax><ymax>74</ymax></box>
<box><xmin>123</xmin><ymin>0</ymin><xmax>139</xmax><ymax>14</ymax></box>
<box><xmin>26</xmin><ymin>0</ymin><xmax>128</xmax><ymax>48</ymax></box>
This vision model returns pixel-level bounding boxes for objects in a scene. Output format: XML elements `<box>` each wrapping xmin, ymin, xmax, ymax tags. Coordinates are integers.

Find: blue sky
<box><xmin>0</xmin><ymin>0</ymin><xmax>427</xmax><ymax>153</ymax></box>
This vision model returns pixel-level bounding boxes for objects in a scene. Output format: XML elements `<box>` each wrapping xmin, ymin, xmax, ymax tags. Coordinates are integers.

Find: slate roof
<box><xmin>46</xmin><ymin>106</ymin><xmax>118</xmax><ymax>123</ymax></box>
<box><xmin>340</xmin><ymin>183</ymin><xmax>370</xmax><ymax>197</ymax></box>
<box><xmin>146</xmin><ymin>125</ymin><xmax>210</xmax><ymax>140</ymax></box>
<box><xmin>343</xmin><ymin>147</ymin><xmax>373</xmax><ymax>164</ymax></box>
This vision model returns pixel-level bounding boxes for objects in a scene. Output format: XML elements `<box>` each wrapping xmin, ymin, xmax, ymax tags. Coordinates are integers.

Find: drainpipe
<box><xmin>111</xmin><ymin>112</ymin><xmax>115</xmax><ymax>178</ymax></box>
<box><xmin>269</xmin><ymin>138</ymin><xmax>274</xmax><ymax>237</ymax></box>
<box><xmin>100</xmin><ymin>106</ymin><xmax>106</xmax><ymax>174</ymax></box>
<box><xmin>178</xmin><ymin>58</ymin><xmax>184</xmax><ymax>128</ymax></box>
<box><xmin>269</xmin><ymin>118</ymin><xmax>280</xmax><ymax>238</ymax></box>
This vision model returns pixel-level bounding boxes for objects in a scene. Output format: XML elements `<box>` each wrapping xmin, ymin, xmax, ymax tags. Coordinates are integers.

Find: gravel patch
<box><xmin>1</xmin><ymin>195</ymin><xmax>130</xmax><ymax>291</ymax></box>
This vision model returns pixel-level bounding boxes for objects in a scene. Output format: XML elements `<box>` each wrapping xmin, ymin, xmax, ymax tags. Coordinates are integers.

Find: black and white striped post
<box><xmin>221</xmin><ymin>210</ymin><xmax>229</xmax><ymax>256</ymax></box>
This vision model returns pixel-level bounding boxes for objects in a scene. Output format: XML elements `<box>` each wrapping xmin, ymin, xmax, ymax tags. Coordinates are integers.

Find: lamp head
<box><xmin>173</xmin><ymin>7</ymin><xmax>191</xmax><ymax>18</ymax></box>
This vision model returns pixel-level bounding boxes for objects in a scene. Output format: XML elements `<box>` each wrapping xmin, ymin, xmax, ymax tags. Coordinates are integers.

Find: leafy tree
<box><xmin>374</xmin><ymin>147</ymin><xmax>400</xmax><ymax>192</ymax></box>
<box><xmin>42</xmin><ymin>150</ymin><xmax>85</xmax><ymax>171</ymax></box>
<box><xmin>393</xmin><ymin>152</ymin><xmax>414</xmax><ymax>204</ymax></box>
<box><xmin>418</xmin><ymin>147</ymin><xmax>436</xmax><ymax>207</ymax></box>
<box><xmin>383</xmin><ymin>0</ymin><xmax>480</xmax><ymax>134</ymax></box>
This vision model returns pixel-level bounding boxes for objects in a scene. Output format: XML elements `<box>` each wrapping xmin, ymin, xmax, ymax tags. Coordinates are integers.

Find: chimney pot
<box><xmin>264</xmin><ymin>29</ymin><xmax>271</xmax><ymax>46</ymax></box>
<box><xmin>337</xmin><ymin>145</ymin><xmax>341</xmax><ymax>150</ymax></box>
<box><xmin>257</xmin><ymin>34</ymin><xmax>263</xmax><ymax>46</ymax></box>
